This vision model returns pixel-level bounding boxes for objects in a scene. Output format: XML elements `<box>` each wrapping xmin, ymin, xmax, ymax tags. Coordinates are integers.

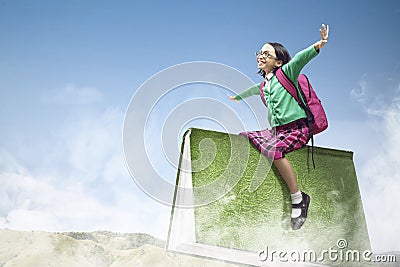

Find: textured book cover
<box><xmin>167</xmin><ymin>128</ymin><xmax>372</xmax><ymax>267</ymax></box>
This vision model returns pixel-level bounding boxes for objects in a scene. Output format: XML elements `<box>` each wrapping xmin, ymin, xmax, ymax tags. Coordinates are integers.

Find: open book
<box><xmin>167</xmin><ymin>128</ymin><xmax>372</xmax><ymax>267</ymax></box>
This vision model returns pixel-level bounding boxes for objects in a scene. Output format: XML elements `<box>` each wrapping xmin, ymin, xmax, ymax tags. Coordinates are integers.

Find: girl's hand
<box><xmin>314</xmin><ymin>24</ymin><xmax>329</xmax><ymax>50</ymax></box>
<box><xmin>228</xmin><ymin>95</ymin><xmax>240</xmax><ymax>103</ymax></box>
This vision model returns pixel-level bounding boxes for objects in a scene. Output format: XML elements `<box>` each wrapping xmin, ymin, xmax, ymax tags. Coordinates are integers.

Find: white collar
<box><xmin>265</xmin><ymin>72</ymin><xmax>274</xmax><ymax>81</ymax></box>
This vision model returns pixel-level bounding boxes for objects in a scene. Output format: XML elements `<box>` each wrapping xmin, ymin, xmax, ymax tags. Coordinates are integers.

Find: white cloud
<box><xmin>0</xmin><ymin>100</ymin><xmax>171</xmax><ymax>239</ymax></box>
<box><xmin>42</xmin><ymin>84</ymin><xmax>103</xmax><ymax>105</ymax></box>
<box><xmin>0</xmin><ymin>170</ymin><xmax>170</xmax><ymax>237</ymax></box>
<box><xmin>350</xmin><ymin>76</ymin><xmax>368</xmax><ymax>104</ymax></box>
<box><xmin>61</xmin><ymin>107</ymin><xmax>123</xmax><ymax>181</ymax></box>
<box><xmin>350</xmin><ymin>80</ymin><xmax>400</xmax><ymax>253</ymax></box>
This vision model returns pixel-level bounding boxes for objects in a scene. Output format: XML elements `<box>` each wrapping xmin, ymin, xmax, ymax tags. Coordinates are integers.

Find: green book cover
<box><xmin>167</xmin><ymin>128</ymin><xmax>372</xmax><ymax>267</ymax></box>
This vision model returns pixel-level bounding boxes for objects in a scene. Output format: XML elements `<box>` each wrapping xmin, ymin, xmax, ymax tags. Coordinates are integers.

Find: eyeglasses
<box><xmin>255</xmin><ymin>51</ymin><xmax>278</xmax><ymax>60</ymax></box>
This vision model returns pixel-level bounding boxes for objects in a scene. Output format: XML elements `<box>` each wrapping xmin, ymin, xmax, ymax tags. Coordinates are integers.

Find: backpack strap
<box><xmin>275</xmin><ymin>67</ymin><xmax>316</xmax><ymax>169</ymax></box>
<box><xmin>259</xmin><ymin>80</ymin><xmax>267</xmax><ymax>106</ymax></box>
<box><xmin>275</xmin><ymin>68</ymin><xmax>302</xmax><ymax>105</ymax></box>
<box><xmin>275</xmin><ymin>67</ymin><xmax>315</xmax><ymax>127</ymax></box>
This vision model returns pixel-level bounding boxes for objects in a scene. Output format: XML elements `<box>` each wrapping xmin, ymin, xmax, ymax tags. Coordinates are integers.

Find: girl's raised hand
<box><xmin>314</xmin><ymin>24</ymin><xmax>329</xmax><ymax>50</ymax></box>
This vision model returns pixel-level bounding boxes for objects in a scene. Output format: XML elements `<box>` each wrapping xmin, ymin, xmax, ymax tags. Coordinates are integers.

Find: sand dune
<box><xmin>0</xmin><ymin>230</ymin><xmax>240</xmax><ymax>267</ymax></box>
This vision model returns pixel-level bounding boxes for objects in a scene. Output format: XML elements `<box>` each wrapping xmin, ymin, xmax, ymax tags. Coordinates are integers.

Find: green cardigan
<box><xmin>235</xmin><ymin>44</ymin><xmax>319</xmax><ymax>127</ymax></box>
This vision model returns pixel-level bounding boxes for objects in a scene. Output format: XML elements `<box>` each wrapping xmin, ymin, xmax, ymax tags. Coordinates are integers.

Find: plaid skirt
<box><xmin>239</xmin><ymin>119</ymin><xmax>310</xmax><ymax>160</ymax></box>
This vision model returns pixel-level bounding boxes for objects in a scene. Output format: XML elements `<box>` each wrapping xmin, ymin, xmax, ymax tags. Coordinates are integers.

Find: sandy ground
<box><xmin>0</xmin><ymin>229</ymin><xmax>241</xmax><ymax>267</ymax></box>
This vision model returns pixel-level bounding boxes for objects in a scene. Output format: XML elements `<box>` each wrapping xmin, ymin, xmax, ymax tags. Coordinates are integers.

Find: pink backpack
<box><xmin>276</xmin><ymin>67</ymin><xmax>328</xmax><ymax>135</ymax></box>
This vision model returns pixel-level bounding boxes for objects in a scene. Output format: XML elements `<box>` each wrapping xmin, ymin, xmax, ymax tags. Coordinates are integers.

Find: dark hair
<box><xmin>258</xmin><ymin>42</ymin><xmax>292</xmax><ymax>77</ymax></box>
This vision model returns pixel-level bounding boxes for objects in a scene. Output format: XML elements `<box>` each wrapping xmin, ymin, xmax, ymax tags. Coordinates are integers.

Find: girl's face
<box><xmin>256</xmin><ymin>43</ymin><xmax>282</xmax><ymax>74</ymax></box>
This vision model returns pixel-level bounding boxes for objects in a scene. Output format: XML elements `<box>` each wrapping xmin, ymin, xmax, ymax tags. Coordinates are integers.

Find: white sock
<box><xmin>291</xmin><ymin>190</ymin><xmax>302</xmax><ymax>218</ymax></box>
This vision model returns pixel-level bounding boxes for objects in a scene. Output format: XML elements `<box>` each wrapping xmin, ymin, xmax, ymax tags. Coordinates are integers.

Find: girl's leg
<box><xmin>273</xmin><ymin>158</ymin><xmax>298</xmax><ymax>194</ymax></box>
<box><xmin>274</xmin><ymin>157</ymin><xmax>310</xmax><ymax>230</ymax></box>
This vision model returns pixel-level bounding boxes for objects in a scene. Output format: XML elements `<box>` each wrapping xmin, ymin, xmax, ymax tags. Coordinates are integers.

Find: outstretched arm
<box><xmin>314</xmin><ymin>24</ymin><xmax>329</xmax><ymax>51</ymax></box>
<box><xmin>282</xmin><ymin>23</ymin><xmax>330</xmax><ymax>85</ymax></box>
<box><xmin>228</xmin><ymin>83</ymin><xmax>260</xmax><ymax>103</ymax></box>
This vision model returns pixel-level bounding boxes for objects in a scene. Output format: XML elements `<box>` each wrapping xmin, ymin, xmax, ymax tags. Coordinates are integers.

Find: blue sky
<box><xmin>1</xmin><ymin>0</ymin><xmax>400</xmax><ymax>253</ymax></box>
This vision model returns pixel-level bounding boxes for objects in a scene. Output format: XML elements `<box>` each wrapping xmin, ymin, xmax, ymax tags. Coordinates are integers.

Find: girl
<box><xmin>229</xmin><ymin>24</ymin><xmax>329</xmax><ymax>230</ymax></box>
